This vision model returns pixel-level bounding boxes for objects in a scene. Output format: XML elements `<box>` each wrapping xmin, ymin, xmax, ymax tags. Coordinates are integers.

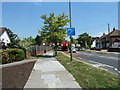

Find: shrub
<box><xmin>86</xmin><ymin>45</ymin><xmax>90</xmax><ymax>49</ymax></box>
<box><xmin>2</xmin><ymin>49</ymin><xmax>25</xmax><ymax>64</ymax></box>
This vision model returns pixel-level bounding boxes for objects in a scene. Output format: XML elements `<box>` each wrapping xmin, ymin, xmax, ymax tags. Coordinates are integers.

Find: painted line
<box><xmin>88</xmin><ymin>60</ymin><xmax>114</xmax><ymax>68</ymax></box>
<box><xmin>114</xmin><ymin>68</ymin><xmax>120</xmax><ymax>73</ymax></box>
<box><xmin>64</xmin><ymin>52</ymin><xmax>120</xmax><ymax>73</ymax></box>
<box><xmin>88</xmin><ymin>60</ymin><xmax>120</xmax><ymax>74</ymax></box>
<box><xmin>98</xmin><ymin>67</ymin><xmax>108</xmax><ymax>71</ymax></box>
<box><xmin>61</xmin><ymin>52</ymin><xmax>108</xmax><ymax>71</ymax></box>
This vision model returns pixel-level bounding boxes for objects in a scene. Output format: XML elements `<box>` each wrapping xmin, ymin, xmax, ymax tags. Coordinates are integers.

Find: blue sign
<box><xmin>67</xmin><ymin>28</ymin><xmax>75</xmax><ymax>36</ymax></box>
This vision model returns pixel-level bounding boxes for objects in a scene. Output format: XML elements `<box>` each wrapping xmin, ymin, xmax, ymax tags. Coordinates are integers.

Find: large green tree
<box><xmin>35</xmin><ymin>35</ymin><xmax>43</xmax><ymax>45</ymax></box>
<box><xmin>39</xmin><ymin>13</ymin><xmax>70</xmax><ymax>55</ymax></box>
<box><xmin>77</xmin><ymin>33</ymin><xmax>92</xmax><ymax>49</ymax></box>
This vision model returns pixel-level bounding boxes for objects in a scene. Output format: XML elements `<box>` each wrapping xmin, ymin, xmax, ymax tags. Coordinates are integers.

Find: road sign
<box><xmin>67</xmin><ymin>28</ymin><xmax>75</xmax><ymax>36</ymax></box>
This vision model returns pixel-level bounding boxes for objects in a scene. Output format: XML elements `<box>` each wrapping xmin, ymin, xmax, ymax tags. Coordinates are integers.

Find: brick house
<box><xmin>95</xmin><ymin>29</ymin><xmax>120</xmax><ymax>49</ymax></box>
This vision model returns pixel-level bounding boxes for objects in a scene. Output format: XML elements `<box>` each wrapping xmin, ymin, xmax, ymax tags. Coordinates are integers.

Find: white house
<box><xmin>91</xmin><ymin>40</ymin><xmax>96</xmax><ymax>48</ymax></box>
<box><xmin>0</xmin><ymin>27</ymin><xmax>11</xmax><ymax>46</ymax></box>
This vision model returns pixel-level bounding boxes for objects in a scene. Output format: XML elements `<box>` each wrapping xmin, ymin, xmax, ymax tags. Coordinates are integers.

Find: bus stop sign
<box><xmin>67</xmin><ymin>28</ymin><xmax>75</xmax><ymax>36</ymax></box>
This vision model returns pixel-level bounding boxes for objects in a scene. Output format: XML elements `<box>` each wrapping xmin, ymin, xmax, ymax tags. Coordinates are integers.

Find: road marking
<box><xmin>77</xmin><ymin>51</ymin><xmax>119</xmax><ymax>61</ymax></box>
<box><xmin>61</xmin><ymin>52</ymin><xmax>120</xmax><ymax>74</ymax></box>
<box><xmin>88</xmin><ymin>60</ymin><xmax>114</xmax><ymax>68</ymax></box>
<box><xmin>114</xmin><ymin>68</ymin><xmax>120</xmax><ymax>74</ymax></box>
<box><xmin>88</xmin><ymin>60</ymin><xmax>120</xmax><ymax>74</ymax></box>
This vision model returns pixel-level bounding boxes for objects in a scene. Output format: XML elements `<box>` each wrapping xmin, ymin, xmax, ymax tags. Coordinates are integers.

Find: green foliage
<box><xmin>39</xmin><ymin>13</ymin><xmax>70</xmax><ymax>56</ymax></box>
<box><xmin>35</xmin><ymin>35</ymin><xmax>43</xmax><ymax>45</ymax></box>
<box><xmin>25</xmin><ymin>36</ymin><xmax>36</xmax><ymax>45</ymax></box>
<box><xmin>71</xmin><ymin>37</ymin><xmax>78</xmax><ymax>44</ymax></box>
<box><xmin>18</xmin><ymin>36</ymin><xmax>35</xmax><ymax>51</ymax></box>
<box><xmin>56</xmin><ymin>52</ymin><xmax>119</xmax><ymax>89</ymax></box>
<box><xmin>11</xmin><ymin>36</ymin><xmax>35</xmax><ymax>58</ymax></box>
<box><xmin>2</xmin><ymin>49</ymin><xmax>25</xmax><ymax>64</ymax></box>
<box><xmin>39</xmin><ymin>13</ymin><xmax>70</xmax><ymax>44</ymax></box>
<box><xmin>86</xmin><ymin>45</ymin><xmax>90</xmax><ymax>49</ymax></box>
<box><xmin>6</xmin><ymin>29</ymin><xmax>18</xmax><ymax>42</ymax></box>
<box><xmin>77</xmin><ymin>33</ymin><xmax>92</xmax><ymax>48</ymax></box>
<box><xmin>6</xmin><ymin>28</ymin><xmax>20</xmax><ymax>48</ymax></box>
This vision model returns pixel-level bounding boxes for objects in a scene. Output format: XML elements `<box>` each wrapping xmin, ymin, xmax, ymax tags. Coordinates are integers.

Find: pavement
<box><xmin>24</xmin><ymin>51</ymin><xmax>82</xmax><ymax>89</ymax></box>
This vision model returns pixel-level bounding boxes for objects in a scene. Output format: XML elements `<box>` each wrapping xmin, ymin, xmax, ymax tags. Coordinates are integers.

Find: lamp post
<box><xmin>69</xmin><ymin>0</ymin><xmax>73</xmax><ymax>61</ymax></box>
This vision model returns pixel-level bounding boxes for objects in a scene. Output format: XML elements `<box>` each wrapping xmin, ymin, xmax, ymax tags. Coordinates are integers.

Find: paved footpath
<box><xmin>24</xmin><ymin>51</ymin><xmax>82</xmax><ymax>89</ymax></box>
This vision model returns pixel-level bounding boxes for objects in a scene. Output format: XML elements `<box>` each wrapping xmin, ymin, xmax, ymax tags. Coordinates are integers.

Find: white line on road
<box><xmin>88</xmin><ymin>60</ymin><xmax>120</xmax><ymax>74</ymax></box>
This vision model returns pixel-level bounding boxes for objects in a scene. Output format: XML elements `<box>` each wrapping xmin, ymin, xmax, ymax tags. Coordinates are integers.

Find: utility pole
<box><xmin>108</xmin><ymin>23</ymin><xmax>111</xmax><ymax>48</ymax></box>
<box><xmin>108</xmin><ymin>23</ymin><xmax>110</xmax><ymax>33</ymax></box>
<box><xmin>69</xmin><ymin>0</ymin><xmax>72</xmax><ymax>61</ymax></box>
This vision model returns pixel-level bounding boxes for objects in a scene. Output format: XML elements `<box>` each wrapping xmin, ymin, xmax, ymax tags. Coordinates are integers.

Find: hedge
<box><xmin>2</xmin><ymin>49</ymin><xmax>25</xmax><ymax>64</ymax></box>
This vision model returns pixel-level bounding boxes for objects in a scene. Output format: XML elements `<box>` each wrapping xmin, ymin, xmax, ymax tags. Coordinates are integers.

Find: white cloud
<box><xmin>93</xmin><ymin>31</ymin><xmax>108</xmax><ymax>37</ymax></box>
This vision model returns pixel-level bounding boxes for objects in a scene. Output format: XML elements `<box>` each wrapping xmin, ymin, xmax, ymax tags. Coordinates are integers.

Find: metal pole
<box><xmin>69</xmin><ymin>0</ymin><xmax>72</xmax><ymax>61</ymax></box>
<box><xmin>108</xmin><ymin>23</ymin><xmax>111</xmax><ymax>48</ymax></box>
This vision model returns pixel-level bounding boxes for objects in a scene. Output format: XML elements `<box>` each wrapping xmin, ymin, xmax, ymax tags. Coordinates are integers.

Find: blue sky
<box><xmin>2</xmin><ymin>2</ymin><xmax>118</xmax><ymax>40</ymax></box>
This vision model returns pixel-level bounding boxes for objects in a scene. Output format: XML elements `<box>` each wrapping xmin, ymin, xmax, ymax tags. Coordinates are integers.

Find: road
<box><xmin>75</xmin><ymin>51</ymin><xmax>119</xmax><ymax>75</ymax></box>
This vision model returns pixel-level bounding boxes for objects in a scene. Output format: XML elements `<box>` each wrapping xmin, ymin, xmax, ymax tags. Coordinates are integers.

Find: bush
<box><xmin>2</xmin><ymin>49</ymin><xmax>25</xmax><ymax>64</ymax></box>
<box><xmin>86</xmin><ymin>45</ymin><xmax>90</xmax><ymax>49</ymax></box>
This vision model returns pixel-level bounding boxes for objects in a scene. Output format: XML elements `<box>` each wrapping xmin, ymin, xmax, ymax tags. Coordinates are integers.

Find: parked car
<box><xmin>68</xmin><ymin>46</ymin><xmax>76</xmax><ymax>53</ymax></box>
<box><xmin>75</xmin><ymin>46</ymin><xmax>81</xmax><ymax>51</ymax></box>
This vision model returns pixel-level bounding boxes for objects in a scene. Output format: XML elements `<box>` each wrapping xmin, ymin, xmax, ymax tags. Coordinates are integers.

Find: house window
<box><xmin>2</xmin><ymin>39</ymin><xmax>4</xmax><ymax>41</ymax></box>
<box><xmin>106</xmin><ymin>38</ymin><xmax>109</xmax><ymax>41</ymax></box>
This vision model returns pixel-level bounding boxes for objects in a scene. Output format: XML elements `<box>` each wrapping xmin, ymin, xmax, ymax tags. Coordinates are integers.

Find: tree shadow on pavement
<box><xmin>40</xmin><ymin>55</ymin><xmax>55</xmax><ymax>58</ymax></box>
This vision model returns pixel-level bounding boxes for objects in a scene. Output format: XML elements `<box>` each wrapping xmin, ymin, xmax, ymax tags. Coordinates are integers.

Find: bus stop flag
<box><xmin>67</xmin><ymin>28</ymin><xmax>75</xmax><ymax>36</ymax></box>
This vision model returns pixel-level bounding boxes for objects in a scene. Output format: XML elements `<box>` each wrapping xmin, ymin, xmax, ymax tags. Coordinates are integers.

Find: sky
<box><xmin>1</xmin><ymin>1</ymin><xmax>118</xmax><ymax>40</ymax></box>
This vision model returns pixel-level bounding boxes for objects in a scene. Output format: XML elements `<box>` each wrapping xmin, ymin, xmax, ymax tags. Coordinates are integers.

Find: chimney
<box><xmin>113</xmin><ymin>27</ymin><xmax>115</xmax><ymax>31</ymax></box>
<box><xmin>103</xmin><ymin>33</ymin><xmax>105</xmax><ymax>35</ymax></box>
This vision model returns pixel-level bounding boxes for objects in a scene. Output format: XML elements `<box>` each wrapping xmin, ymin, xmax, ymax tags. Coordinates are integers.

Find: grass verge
<box><xmin>55</xmin><ymin>52</ymin><xmax>120</xmax><ymax>89</ymax></box>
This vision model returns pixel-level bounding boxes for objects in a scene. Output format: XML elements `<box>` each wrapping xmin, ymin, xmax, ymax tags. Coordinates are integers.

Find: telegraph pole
<box><xmin>108</xmin><ymin>23</ymin><xmax>111</xmax><ymax>48</ymax></box>
<box><xmin>69</xmin><ymin>0</ymin><xmax>73</xmax><ymax>61</ymax></box>
<box><xmin>108</xmin><ymin>23</ymin><xmax>110</xmax><ymax>33</ymax></box>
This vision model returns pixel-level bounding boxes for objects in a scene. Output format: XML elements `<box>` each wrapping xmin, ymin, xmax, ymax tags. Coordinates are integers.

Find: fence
<box><xmin>26</xmin><ymin>45</ymin><xmax>53</xmax><ymax>57</ymax></box>
<box><xmin>108</xmin><ymin>48</ymin><xmax>120</xmax><ymax>52</ymax></box>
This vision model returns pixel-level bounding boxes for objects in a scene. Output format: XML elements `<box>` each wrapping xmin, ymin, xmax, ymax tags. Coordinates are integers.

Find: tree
<box><xmin>39</xmin><ymin>13</ymin><xmax>70</xmax><ymax>55</ymax></box>
<box><xmin>77</xmin><ymin>33</ymin><xmax>92</xmax><ymax>49</ymax></box>
<box><xmin>35</xmin><ymin>35</ymin><xmax>43</xmax><ymax>45</ymax></box>
<box><xmin>18</xmin><ymin>37</ymin><xmax>34</xmax><ymax>57</ymax></box>
<box><xmin>6</xmin><ymin>28</ymin><xmax>20</xmax><ymax>48</ymax></box>
<box><xmin>71</xmin><ymin>37</ymin><xmax>78</xmax><ymax>45</ymax></box>
<box><xmin>26</xmin><ymin>36</ymin><xmax>36</xmax><ymax>45</ymax></box>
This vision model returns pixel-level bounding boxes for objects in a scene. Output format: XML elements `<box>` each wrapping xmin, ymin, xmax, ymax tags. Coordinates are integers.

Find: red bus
<box><xmin>61</xmin><ymin>41</ymin><xmax>68</xmax><ymax>51</ymax></box>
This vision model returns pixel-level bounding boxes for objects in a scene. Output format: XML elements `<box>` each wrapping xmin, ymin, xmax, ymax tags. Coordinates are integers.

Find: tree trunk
<box><xmin>55</xmin><ymin>43</ymin><xmax>57</xmax><ymax>56</ymax></box>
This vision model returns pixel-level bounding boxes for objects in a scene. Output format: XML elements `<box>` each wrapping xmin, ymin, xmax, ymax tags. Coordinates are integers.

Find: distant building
<box><xmin>95</xmin><ymin>29</ymin><xmax>120</xmax><ymax>49</ymax></box>
<box><xmin>0</xmin><ymin>27</ymin><xmax>11</xmax><ymax>46</ymax></box>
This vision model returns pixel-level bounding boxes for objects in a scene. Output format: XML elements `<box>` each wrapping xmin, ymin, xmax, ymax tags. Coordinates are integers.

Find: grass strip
<box><xmin>55</xmin><ymin>52</ymin><xmax>120</xmax><ymax>89</ymax></box>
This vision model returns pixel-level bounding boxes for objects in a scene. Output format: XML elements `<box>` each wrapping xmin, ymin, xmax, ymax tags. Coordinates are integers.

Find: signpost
<box><xmin>67</xmin><ymin>28</ymin><xmax>75</xmax><ymax>61</ymax></box>
<box><xmin>67</xmin><ymin>28</ymin><xmax>75</xmax><ymax>36</ymax></box>
<box><xmin>68</xmin><ymin>0</ymin><xmax>73</xmax><ymax>61</ymax></box>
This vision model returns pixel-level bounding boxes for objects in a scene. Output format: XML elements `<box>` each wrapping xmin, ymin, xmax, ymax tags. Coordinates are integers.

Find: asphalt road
<box><xmin>76</xmin><ymin>51</ymin><xmax>119</xmax><ymax>75</ymax></box>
